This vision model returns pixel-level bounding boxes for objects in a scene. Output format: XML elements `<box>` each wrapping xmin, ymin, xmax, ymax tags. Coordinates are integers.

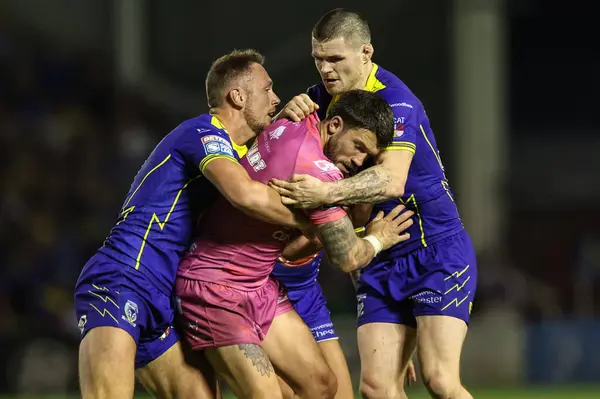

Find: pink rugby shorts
<box><xmin>175</xmin><ymin>277</ymin><xmax>288</xmax><ymax>349</ymax></box>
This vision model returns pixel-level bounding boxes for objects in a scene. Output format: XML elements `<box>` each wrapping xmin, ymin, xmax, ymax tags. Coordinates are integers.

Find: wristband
<box><xmin>363</xmin><ymin>235</ymin><xmax>383</xmax><ymax>256</ymax></box>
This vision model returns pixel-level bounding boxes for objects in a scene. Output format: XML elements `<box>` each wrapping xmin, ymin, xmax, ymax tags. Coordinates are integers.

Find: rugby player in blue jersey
<box><xmin>271</xmin><ymin>9</ymin><xmax>477</xmax><ymax>399</ymax></box>
<box><xmin>74</xmin><ymin>49</ymin><xmax>310</xmax><ymax>399</ymax></box>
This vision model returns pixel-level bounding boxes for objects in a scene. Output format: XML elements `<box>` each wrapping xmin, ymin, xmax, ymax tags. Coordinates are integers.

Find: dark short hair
<box><xmin>312</xmin><ymin>8</ymin><xmax>371</xmax><ymax>45</ymax></box>
<box><xmin>205</xmin><ymin>49</ymin><xmax>265</xmax><ymax>108</ymax></box>
<box><xmin>327</xmin><ymin>90</ymin><xmax>394</xmax><ymax>148</ymax></box>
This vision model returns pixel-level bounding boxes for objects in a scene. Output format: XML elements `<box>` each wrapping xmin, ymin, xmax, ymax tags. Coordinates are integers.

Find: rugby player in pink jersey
<box><xmin>176</xmin><ymin>90</ymin><xmax>414</xmax><ymax>399</ymax></box>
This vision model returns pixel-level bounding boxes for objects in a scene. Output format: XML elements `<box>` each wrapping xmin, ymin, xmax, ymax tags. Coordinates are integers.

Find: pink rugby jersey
<box><xmin>177</xmin><ymin>113</ymin><xmax>346</xmax><ymax>290</ymax></box>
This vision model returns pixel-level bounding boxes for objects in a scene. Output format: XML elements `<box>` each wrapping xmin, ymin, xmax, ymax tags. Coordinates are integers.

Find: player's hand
<box><xmin>405</xmin><ymin>358</ymin><xmax>417</xmax><ymax>387</ymax></box>
<box><xmin>269</xmin><ymin>174</ymin><xmax>329</xmax><ymax>208</ymax></box>
<box><xmin>365</xmin><ymin>204</ymin><xmax>413</xmax><ymax>251</ymax></box>
<box><xmin>273</xmin><ymin>94</ymin><xmax>319</xmax><ymax>122</ymax></box>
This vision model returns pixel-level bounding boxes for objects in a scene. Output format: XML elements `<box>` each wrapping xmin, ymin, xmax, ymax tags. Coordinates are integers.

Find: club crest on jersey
<box><xmin>122</xmin><ymin>300</ymin><xmax>139</xmax><ymax>327</ymax></box>
<box><xmin>269</xmin><ymin>125</ymin><xmax>286</xmax><ymax>140</ymax></box>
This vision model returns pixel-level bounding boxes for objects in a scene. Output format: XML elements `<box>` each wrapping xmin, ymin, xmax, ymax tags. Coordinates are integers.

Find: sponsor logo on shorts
<box><xmin>78</xmin><ymin>315</ymin><xmax>87</xmax><ymax>334</ymax></box>
<box><xmin>311</xmin><ymin>322</ymin><xmax>335</xmax><ymax>339</ymax></box>
<box><xmin>410</xmin><ymin>290</ymin><xmax>443</xmax><ymax>304</ymax></box>
<box><xmin>122</xmin><ymin>300</ymin><xmax>139</xmax><ymax>327</ymax></box>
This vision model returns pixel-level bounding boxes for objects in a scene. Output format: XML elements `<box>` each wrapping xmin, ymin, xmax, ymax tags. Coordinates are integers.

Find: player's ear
<box><xmin>362</xmin><ymin>43</ymin><xmax>374</xmax><ymax>63</ymax></box>
<box><xmin>328</xmin><ymin>116</ymin><xmax>344</xmax><ymax>135</ymax></box>
<box><xmin>228</xmin><ymin>88</ymin><xmax>245</xmax><ymax>109</ymax></box>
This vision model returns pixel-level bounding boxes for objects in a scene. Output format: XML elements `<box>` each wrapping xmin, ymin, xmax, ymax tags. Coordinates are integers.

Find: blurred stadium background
<box><xmin>1</xmin><ymin>0</ymin><xmax>599</xmax><ymax>397</ymax></box>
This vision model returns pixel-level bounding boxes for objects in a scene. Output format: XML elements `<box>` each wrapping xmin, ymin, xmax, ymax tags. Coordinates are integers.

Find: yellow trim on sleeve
<box><xmin>199</xmin><ymin>154</ymin><xmax>239</xmax><ymax>174</ymax></box>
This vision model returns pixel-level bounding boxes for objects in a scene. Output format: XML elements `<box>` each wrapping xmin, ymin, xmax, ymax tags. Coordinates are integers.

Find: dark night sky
<box><xmin>510</xmin><ymin>1</ymin><xmax>600</xmax><ymax>132</ymax></box>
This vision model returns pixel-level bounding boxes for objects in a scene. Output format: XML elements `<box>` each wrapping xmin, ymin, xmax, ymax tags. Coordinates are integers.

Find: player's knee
<box><xmin>359</xmin><ymin>373</ymin><xmax>404</xmax><ymax>399</ymax></box>
<box><xmin>421</xmin><ymin>367</ymin><xmax>461</xmax><ymax>399</ymax></box>
<box><xmin>322</xmin><ymin>367</ymin><xmax>338</xmax><ymax>399</ymax></box>
<box><xmin>300</xmin><ymin>363</ymin><xmax>337</xmax><ymax>399</ymax></box>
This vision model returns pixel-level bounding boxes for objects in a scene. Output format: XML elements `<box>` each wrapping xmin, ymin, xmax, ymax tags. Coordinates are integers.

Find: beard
<box><xmin>243</xmin><ymin>97</ymin><xmax>269</xmax><ymax>134</ymax></box>
<box><xmin>323</xmin><ymin>134</ymin><xmax>339</xmax><ymax>162</ymax></box>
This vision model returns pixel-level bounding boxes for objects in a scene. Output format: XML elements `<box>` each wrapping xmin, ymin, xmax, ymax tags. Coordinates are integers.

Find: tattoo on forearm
<box><xmin>317</xmin><ymin>217</ymin><xmax>357</xmax><ymax>262</ymax></box>
<box><xmin>237</xmin><ymin>344</ymin><xmax>274</xmax><ymax>377</ymax></box>
<box><xmin>328</xmin><ymin>166</ymin><xmax>391</xmax><ymax>205</ymax></box>
<box><xmin>317</xmin><ymin>215</ymin><xmax>380</xmax><ymax>272</ymax></box>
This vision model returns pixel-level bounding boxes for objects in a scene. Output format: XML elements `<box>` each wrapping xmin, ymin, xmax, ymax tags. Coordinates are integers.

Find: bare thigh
<box><xmin>78</xmin><ymin>327</ymin><xmax>136</xmax><ymax>399</ymax></box>
<box><xmin>263</xmin><ymin>310</ymin><xmax>337</xmax><ymax>399</ymax></box>
<box><xmin>357</xmin><ymin>322</ymin><xmax>417</xmax><ymax>399</ymax></box>
<box><xmin>206</xmin><ymin>343</ymin><xmax>282</xmax><ymax>399</ymax></box>
<box><xmin>416</xmin><ymin>315</ymin><xmax>470</xmax><ymax>397</ymax></box>
<box><xmin>136</xmin><ymin>340</ymin><xmax>220</xmax><ymax>399</ymax></box>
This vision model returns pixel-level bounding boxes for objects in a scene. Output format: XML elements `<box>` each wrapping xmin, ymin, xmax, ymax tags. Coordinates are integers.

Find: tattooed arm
<box><xmin>325</xmin><ymin>150</ymin><xmax>413</xmax><ymax>205</ymax></box>
<box><xmin>316</xmin><ymin>205</ymin><xmax>414</xmax><ymax>273</ymax></box>
<box><xmin>269</xmin><ymin>150</ymin><xmax>414</xmax><ymax>208</ymax></box>
<box><xmin>316</xmin><ymin>216</ymin><xmax>372</xmax><ymax>273</ymax></box>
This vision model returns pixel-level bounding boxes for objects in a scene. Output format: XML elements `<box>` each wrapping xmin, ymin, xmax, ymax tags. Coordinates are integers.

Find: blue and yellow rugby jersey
<box><xmin>308</xmin><ymin>64</ymin><xmax>463</xmax><ymax>257</ymax></box>
<box><xmin>98</xmin><ymin>114</ymin><xmax>247</xmax><ymax>294</ymax></box>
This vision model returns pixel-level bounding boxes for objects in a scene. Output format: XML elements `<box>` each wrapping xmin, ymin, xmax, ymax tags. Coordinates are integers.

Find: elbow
<box><xmin>386</xmin><ymin>179</ymin><xmax>405</xmax><ymax>199</ymax></box>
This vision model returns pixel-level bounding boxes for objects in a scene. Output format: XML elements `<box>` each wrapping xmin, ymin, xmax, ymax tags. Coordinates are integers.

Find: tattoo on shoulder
<box><xmin>328</xmin><ymin>167</ymin><xmax>391</xmax><ymax>205</ymax></box>
<box><xmin>317</xmin><ymin>216</ymin><xmax>357</xmax><ymax>259</ymax></box>
<box><xmin>237</xmin><ymin>344</ymin><xmax>274</xmax><ymax>377</ymax></box>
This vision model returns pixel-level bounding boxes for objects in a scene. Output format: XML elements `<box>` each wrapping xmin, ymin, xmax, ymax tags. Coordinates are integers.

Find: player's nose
<box><xmin>271</xmin><ymin>92</ymin><xmax>281</xmax><ymax>106</ymax></box>
<box><xmin>352</xmin><ymin>154</ymin><xmax>367</xmax><ymax>168</ymax></box>
<box><xmin>319</xmin><ymin>62</ymin><xmax>334</xmax><ymax>74</ymax></box>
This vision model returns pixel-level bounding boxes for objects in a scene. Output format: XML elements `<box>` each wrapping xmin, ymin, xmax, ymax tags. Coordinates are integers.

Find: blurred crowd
<box><xmin>0</xmin><ymin>23</ymin><xmax>177</xmax><ymax>392</ymax></box>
